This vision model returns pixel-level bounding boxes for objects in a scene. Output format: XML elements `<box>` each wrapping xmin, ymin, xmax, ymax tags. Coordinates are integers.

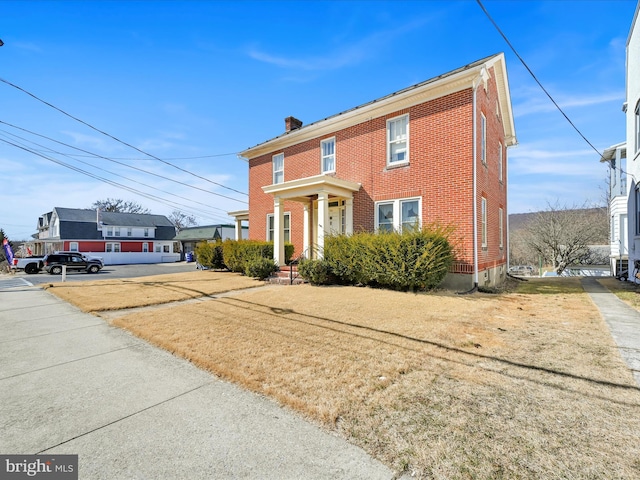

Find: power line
<box><xmin>475</xmin><ymin>0</ymin><xmax>603</xmax><ymax>158</ymax></box>
<box><xmin>0</xmin><ymin>77</ymin><xmax>249</xmax><ymax>196</ymax></box>
<box><xmin>0</xmin><ymin>137</ymin><xmax>233</xmax><ymax>224</ymax></box>
<box><xmin>0</xmin><ymin>120</ymin><xmax>247</xmax><ymax>205</ymax></box>
<box><xmin>0</xmin><ymin>129</ymin><xmax>234</xmax><ymax>217</ymax></box>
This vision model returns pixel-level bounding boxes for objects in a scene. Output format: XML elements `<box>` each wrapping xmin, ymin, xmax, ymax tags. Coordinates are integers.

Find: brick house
<box><xmin>30</xmin><ymin>207</ymin><xmax>179</xmax><ymax>264</ymax></box>
<box><xmin>236</xmin><ymin>53</ymin><xmax>517</xmax><ymax>289</ymax></box>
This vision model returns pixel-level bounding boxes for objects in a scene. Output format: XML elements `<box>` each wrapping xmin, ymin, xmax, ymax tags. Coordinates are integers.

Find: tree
<box><xmin>521</xmin><ymin>202</ymin><xmax>609</xmax><ymax>274</ymax></box>
<box><xmin>91</xmin><ymin>199</ymin><xmax>150</xmax><ymax>214</ymax></box>
<box><xmin>168</xmin><ymin>210</ymin><xmax>197</xmax><ymax>233</ymax></box>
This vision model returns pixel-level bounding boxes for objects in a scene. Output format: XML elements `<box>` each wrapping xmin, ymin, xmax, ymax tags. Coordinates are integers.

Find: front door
<box><xmin>328</xmin><ymin>205</ymin><xmax>345</xmax><ymax>235</ymax></box>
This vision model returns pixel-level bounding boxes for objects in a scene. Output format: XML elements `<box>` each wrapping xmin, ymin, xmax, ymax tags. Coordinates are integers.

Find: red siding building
<box><xmin>237</xmin><ymin>54</ymin><xmax>516</xmax><ymax>289</ymax></box>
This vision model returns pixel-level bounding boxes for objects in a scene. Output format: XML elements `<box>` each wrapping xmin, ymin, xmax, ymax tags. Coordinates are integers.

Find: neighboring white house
<box><xmin>626</xmin><ymin>1</ymin><xmax>640</xmax><ymax>281</ymax></box>
<box><xmin>601</xmin><ymin>143</ymin><xmax>628</xmax><ymax>277</ymax></box>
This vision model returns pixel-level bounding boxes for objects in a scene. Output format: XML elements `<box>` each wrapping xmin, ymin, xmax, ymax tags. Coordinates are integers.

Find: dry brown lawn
<box><xmin>47</xmin><ymin>272</ymin><xmax>640</xmax><ymax>479</ymax></box>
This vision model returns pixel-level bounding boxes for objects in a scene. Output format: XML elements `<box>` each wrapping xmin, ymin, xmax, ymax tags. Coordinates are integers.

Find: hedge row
<box><xmin>194</xmin><ymin>240</ymin><xmax>294</xmax><ymax>279</ymax></box>
<box><xmin>298</xmin><ymin>227</ymin><xmax>454</xmax><ymax>291</ymax></box>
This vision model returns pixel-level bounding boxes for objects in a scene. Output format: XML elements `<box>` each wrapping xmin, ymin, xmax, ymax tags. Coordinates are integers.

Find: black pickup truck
<box><xmin>40</xmin><ymin>252</ymin><xmax>104</xmax><ymax>274</ymax></box>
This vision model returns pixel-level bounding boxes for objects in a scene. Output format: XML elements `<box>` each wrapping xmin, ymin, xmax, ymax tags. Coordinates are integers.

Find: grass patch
<box><xmin>598</xmin><ymin>277</ymin><xmax>640</xmax><ymax>310</ymax></box>
<box><xmin>50</xmin><ymin>273</ymin><xmax>640</xmax><ymax>478</ymax></box>
<box><xmin>512</xmin><ymin>276</ymin><xmax>585</xmax><ymax>295</ymax></box>
<box><xmin>43</xmin><ymin>270</ymin><xmax>262</xmax><ymax>312</ymax></box>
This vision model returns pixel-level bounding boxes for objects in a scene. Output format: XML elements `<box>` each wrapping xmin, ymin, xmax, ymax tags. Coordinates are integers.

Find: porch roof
<box><xmin>262</xmin><ymin>174</ymin><xmax>361</xmax><ymax>202</ymax></box>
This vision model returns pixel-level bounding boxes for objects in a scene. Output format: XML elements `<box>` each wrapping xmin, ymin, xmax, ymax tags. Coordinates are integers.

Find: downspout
<box><xmin>459</xmin><ymin>74</ymin><xmax>481</xmax><ymax>295</ymax></box>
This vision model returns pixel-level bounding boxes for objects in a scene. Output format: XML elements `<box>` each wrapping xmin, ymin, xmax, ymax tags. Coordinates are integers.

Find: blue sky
<box><xmin>0</xmin><ymin>0</ymin><xmax>637</xmax><ymax>240</ymax></box>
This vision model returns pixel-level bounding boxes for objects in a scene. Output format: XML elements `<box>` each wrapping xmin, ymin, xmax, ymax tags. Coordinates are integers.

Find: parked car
<box><xmin>509</xmin><ymin>265</ymin><xmax>535</xmax><ymax>276</ymax></box>
<box><xmin>41</xmin><ymin>253</ymin><xmax>103</xmax><ymax>274</ymax></box>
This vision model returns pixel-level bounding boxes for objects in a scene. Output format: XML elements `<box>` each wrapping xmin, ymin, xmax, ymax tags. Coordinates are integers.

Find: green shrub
<box><xmin>244</xmin><ymin>257</ymin><xmax>278</xmax><ymax>280</ymax></box>
<box><xmin>194</xmin><ymin>241</ymin><xmax>225</xmax><ymax>269</ymax></box>
<box><xmin>298</xmin><ymin>258</ymin><xmax>333</xmax><ymax>285</ymax></box>
<box><xmin>320</xmin><ymin>226</ymin><xmax>454</xmax><ymax>291</ymax></box>
<box><xmin>221</xmin><ymin>240</ymin><xmax>295</xmax><ymax>273</ymax></box>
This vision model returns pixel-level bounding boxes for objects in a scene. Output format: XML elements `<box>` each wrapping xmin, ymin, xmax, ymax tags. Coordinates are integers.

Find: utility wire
<box><xmin>0</xmin><ymin>129</ymin><xmax>234</xmax><ymax>218</ymax></box>
<box><xmin>0</xmin><ymin>77</ymin><xmax>248</xmax><ymax>196</ymax></box>
<box><xmin>0</xmin><ymin>138</ymin><xmax>231</xmax><ymax>224</ymax></box>
<box><xmin>0</xmin><ymin>120</ymin><xmax>247</xmax><ymax>205</ymax></box>
<box><xmin>475</xmin><ymin>0</ymin><xmax>603</xmax><ymax>158</ymax></box>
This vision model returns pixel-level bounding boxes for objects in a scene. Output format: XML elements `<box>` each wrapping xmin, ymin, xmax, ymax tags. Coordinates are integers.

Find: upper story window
<box><xmin>387</xmin><ymin>114</ymin><xmax>409</xmax><ymax>166</ymax></box>
<box><xmin>273</xmin><ymin>153</ymin><xmax>284</xmax><ymax>184</ymax></box>
<box><xmin>481</xmin><ymin>113</ymin><xmax>487</xmax><ymax>165</ymax></box>
<box><xmin>127</xmin><ymin>228</ymin><xmax>132</xmax><ymax>237</ymax></box>
<box><xmin>321</xmin><ymin>137</ymin><xmax>336</xmax><ymax>173</ymax></box>
<box><xmin>106</xmin><ymin>226</ymin><xmax>113</xmax><ymax>237</ymax></box>
<box><xmin>144</xmin><ymin>228</ymin><xmax>149</xmax><ymax>237</ymax></box>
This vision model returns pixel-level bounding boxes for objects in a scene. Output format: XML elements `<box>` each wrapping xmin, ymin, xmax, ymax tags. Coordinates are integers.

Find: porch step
<box><xmin>267</xmin><ymin>265</ymin><xmax>307</xmax><ymax>285</ymax></box>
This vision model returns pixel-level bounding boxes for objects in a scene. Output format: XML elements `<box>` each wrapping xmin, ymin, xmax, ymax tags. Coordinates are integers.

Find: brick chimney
<box><xmin>284</xmin><ymin>116</ymin><xmax>303</xmax><ymax>132</ymax></box>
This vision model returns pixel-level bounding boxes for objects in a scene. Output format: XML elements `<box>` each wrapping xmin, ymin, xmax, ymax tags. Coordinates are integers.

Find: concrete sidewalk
<box><xmin>0</xmin><ymin>282</ymin><xmax>393</xmax><ymax>479</ymax></box>
<box><xmin>582</xmin><ymin>277</ymin><xmax>640</xmax><ymax>386</ymax></box>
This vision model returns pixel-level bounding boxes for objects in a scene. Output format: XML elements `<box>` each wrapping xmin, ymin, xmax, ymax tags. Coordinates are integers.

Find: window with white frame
<box><xmin>267</xmin><ymin>213</ymin><xmax>291</xmax><ymax>243</ymax></box>
<box><xmin>127</xmin><ymin>228</ymin><xmax>132</xmax><ymax>237</ymax></box>
<box><xmin>163</xmin><ymin>245</ymin><xmax>170</xmax><ymax>253</ymax></box>
<box><xmin>498</xmin><ymin>142</ymin><xmax>503</xmax><ymax>183</ymax></box>
<box><xmin>273</xmin><ymin>153</ymin><xmax>284</xmax><ymax>184</ymax></box>
<box><xmin>481</xmin><ymin>197</ymin><xmax>488</xmax><ymax>247</ymax></box>
<box><xmin>481</xmin><ymin>113</ymin><xmax>487</xmax><ymax>165</ymax></box>
<box><xmin>499</xmin><ymin>207</ymin><xmax>504</xmax><ymax>249</ymax></box>
<box><xmin>106</xmin><ymin>226</ymin><xmax>113</xmax><ymax>236</ymax></box>
<box><xmin>155</xmin><ymin>245</ymin><xmax>162</xmax><ymax>252</ymax></box>
<box><xmin>144</xmin><ymin>228</ymin><xmax>149</xmax><ymax>237</ymax></box>
<box><xmin>387</xmin><ymin>114</ymin><xmax>409</xmax><ymax>166</ymax></box>
<box><xmin>375</xmin><ymin>198</ymin><xmax>421</xmax><ymax>232</ymax></box>
<box><xmin>115</xmin><ymin>227</ymin><xmax>121</xmax><ymax>236</ymax></box>
<box><xmin>321</xmin><ymin>137</ymin><xmax>335</xmax><ymax>173</ymax></box>
<box><xmin>143</xmin><ymin>242</ymin><xmax>149</xmax><ymax>253</ymax></box>
<box><xmin>106</xmin><ymin>242</ymin><xmax>121</xmax><ymax>253</ymax></box>
<box><xmin>69</xmin><ymin>242</ymin><xmax>79</xmax><ymax>252</ymax></box>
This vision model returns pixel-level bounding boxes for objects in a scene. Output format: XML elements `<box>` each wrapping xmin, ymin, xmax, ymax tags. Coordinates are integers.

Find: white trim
<box><xmin>498</xmin><ymin>141</ymin><xmax>503</xmax><ymax>183</ymax></box>
<box><xmin>481</xmin><ymin>197</ymin><xmax>488</xmax><ymax>248</ymax></box>
<box><xmin>499</xmin><ymin>207</ymin><xmax>504</xmax><ymax>249</ymax></box>
<box><xmin>267</xmin><ymin>212</ymin><xmax>291</xmax><ymax>243</ymax></box>
<box><xmin>386</xmin><ymin>114</ymin><xmax>409</xmax><ymax>167</ymax></box>
<box><xmin>480</xmin><ymin>112</ymin><xmax>487</xmax><ymax>165</ymax></box>
<box><xmin>321</xmin><ymin>137</ymin><xmax>336</xmax><ymax>173</ymax></box>
<box><xmin>374</xmin><ymin>197</ymin><xmax>421</xmax><ymax>232</ymax></box>
<box><xmin>273</xmin><ymin>153</ymin><xmax>284</xmax><ymax>184</ymax></box>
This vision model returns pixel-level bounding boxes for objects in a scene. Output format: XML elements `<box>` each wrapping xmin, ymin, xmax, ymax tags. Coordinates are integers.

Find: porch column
<box><xmin>273</xmin><ymin>196</ymin><xmax>285</xmax><ymax>266</ymax></box>
<box><xmin>234</xmin><ymin>218</ymin><xmax>243</xmax><ymax>240</ymax></box>
<box><xmin>303</xmin><ymin>201</ymin><xmax>311</xmax><ymax>258</ymax></box>
<box><xmin>345</xmin><ymin>197</ymin><xmax>354</xmax><ymax>235</ymax></box>
<box><xmin>317</xmin><ymin>191</ymin><xmax>330</xmax><ymax>258</ymax></box>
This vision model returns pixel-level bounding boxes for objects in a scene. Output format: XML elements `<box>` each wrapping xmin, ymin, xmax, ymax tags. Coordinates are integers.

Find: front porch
<box><xmin>262</xmin><ymin>174</ymin><xmax>361</xmax><ymax>266</ymax></box>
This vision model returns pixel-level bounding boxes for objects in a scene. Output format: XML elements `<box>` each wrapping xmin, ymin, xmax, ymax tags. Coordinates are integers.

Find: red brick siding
<box><xmin>248</xmin><ymin>69</ymin><xmax>508</xmax><ymax>272</ymax></box>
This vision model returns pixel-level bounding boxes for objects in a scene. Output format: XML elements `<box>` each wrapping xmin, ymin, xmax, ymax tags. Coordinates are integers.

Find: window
<box><xmin>106</xmin><ymin>242</ymin><xmax>121</xmax><ymax>253</ymax></box>
<box><xmin>481</xmin><ymin>113</ymin><xmax>487</xmax><ymax>165</ymax></box>
<box><xmin>481</xmin><ymin>197</ymin><xmax>487</xmax><ymax>248</ymax></box>
<box><xmin>636</xmin><ymin>187</ymin><xmax>640</xmax><ymax>235</ymax></box>
<box><xmin>163</xmin><ymin>245</ymin><xmax>170</xmax><ymax>253</ymax></box>
<box><xmin>143</xmin><ymin>242</ymin><xmax>149</xmax><ymax>253</ymax></box>
<box><xmin>106</xmin><ymin>227</ymin><xmax>113</xmax><ymax>236</ymax></box>
<box><xmin>144</xmin><ymin>228</ymin><xmax>149</xmax><ymax>237</ymax></box>
<box><xmin>127</xmin><ymin>228</ymin><xmax>132</xmax><ymax>237</ymax></box>
<box><xmin>273</xmin><ymin>153</ymin><xmax>284</xmax><ymax>184</ymax></box>
<box><xmin>498</xmin><ymin>142</ymin><xmax>503</xmax><ymax>183</ymax></box>
<box><xmin>69</xmin><ymin>242</ymin><xmax>79</xmax><ymax>252</ymax></box>
<box><xmin>499</xmin><ymin>207</ymin><xmax>504</xmax><ymax>249</ymax></box>
<box><xmin>115</xmin><ymin>227</ymin><xmax>121</xmax><ymax>236</ymax></box>
<box><xmin>636</xmin><ymin>100</ymin><xmax>640</xmax><ymax>153</ymax></box>
<box><xmin>267</xmin><ymin>213</ymin><xmax>291</xmax><ymax>243</ymax></box>
<box><xmin>155</xmin><ymin>245</ymin><xmax>162</xmax><ymax>252</ymax></box>
<box><xmin>375</xmin><ymin>198</ymin><xmax>421</xmax><ymax>232</ymax></box>
<box><xmin>387</xmin><ymin>114</ymin><xmax>409</xmax><ymax>166</ymax></box>
<box><xmin>321</xmin><ymin>137</ymin><xmax>336</xmax><ymax>173</ymax></box>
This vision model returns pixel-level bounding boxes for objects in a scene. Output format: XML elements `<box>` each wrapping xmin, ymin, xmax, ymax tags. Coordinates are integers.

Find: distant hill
<box><xmin>509</xmin><ymin>207</ymin><xmax>608</xmax><ymax>244</ymax></box>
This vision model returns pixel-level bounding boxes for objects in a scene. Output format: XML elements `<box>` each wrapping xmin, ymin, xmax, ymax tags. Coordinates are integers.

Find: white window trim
<box><xmin>273</xmin><ymin>153</ymin><xmax>284</xmax><ymax>185</ymax></box>
<box><xmin>498</xmin><ymin>142</ymin><xmax>503</xmax><ymax>183</ymax></box>
<box><xmin>106</xmin><ymin>242</ymin><xmax>121</xmax><ymax>253</ymax></box>
<box><xmin>480</xmin><ymin>113</ymin><xmax>487</xmax><ymax>165</ymax></box>
<box><xmin>266</xmin><ymin>212</ymin><xmax>291</xmax><ymax>243</ymax></box>
<box><xmin>386</xmin><ymin>114</ymin><xmax>409</xmax><ymax>167</ymax></box>
<box><xmin>481</xmin><ymin>197</ymin><xmax>488</xmax><ymax>248</ymax></box>
<box><xmin>321</xmin><ymin>137</ymin><xmax>336</xmax><ymax>174</ymax></box>
<box><xmin>69</xmin><ymin>242</ymin><xmax>79</xmax><ymax>252</ymax></box>
<box><xmin>635</xmin><ymin>100</ymin><xmax>640</xmax><ymax>154</ymax></box>
<box><xmin>143</xmin><ymin>242</ymin><xmax>149</xmax><ymax>253</ymax></box>
<box><xmin>374</xmin><ymin>197</ymin><xmax>421</xmax><ymax>232</ymax></box>
<box><xmin>499</xmin><ymin>207</ymin><xmax>504</xmax><ymax>249</ymax></box>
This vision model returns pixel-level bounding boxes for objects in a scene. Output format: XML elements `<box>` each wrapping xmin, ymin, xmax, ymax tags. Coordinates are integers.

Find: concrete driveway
<box><xmin>0</xmin><ymin>280</ymin><xmax>393</xmax><ymax>479</ymax></box>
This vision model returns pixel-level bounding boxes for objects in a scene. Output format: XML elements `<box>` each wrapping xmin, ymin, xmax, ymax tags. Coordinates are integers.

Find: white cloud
<box><xmin>513</xmin><ymin>91</ymin><xmax>624</xmax><ymax>117</ymax></box>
